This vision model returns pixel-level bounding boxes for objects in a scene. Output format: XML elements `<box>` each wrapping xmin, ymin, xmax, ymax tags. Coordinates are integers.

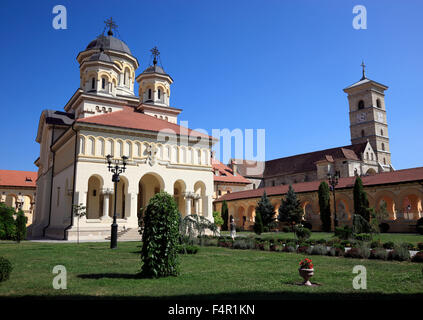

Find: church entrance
<box><xmin>137</xmin><ymin>173</ymin><xmax>164</xmax><ymax>217</ymax></box>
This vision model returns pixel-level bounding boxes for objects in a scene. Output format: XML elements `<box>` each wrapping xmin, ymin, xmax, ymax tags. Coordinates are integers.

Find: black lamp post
<box><xmin>106</xmin><ymin>154</ymin><xmax>128</xmax><ymax>249</ymax></box>
<box><xmin>327</xmin><ymin>172</ymin><xmax>339</xmax><ymax>229</ymax></box>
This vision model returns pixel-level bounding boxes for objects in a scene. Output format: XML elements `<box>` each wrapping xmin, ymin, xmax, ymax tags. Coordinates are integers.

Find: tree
<box><xmin>256</xmin><ymin>192</ymin><xmax>276</xmax><ymax>231</ymax></box>
<box><xmin>14</xmin><ymin>210</ymin><xmax>27</xmax><ymax>243</ymax></box>
<box><xmin>141</xmin><ymin>192</ymin><xmax>180</xmax><ymax>278</ymax></box>
<box><xmin>370</xmin><ymin>200</ymin><xmax>389</xmax><ymax>233</ymax></box>
<box><xmin>221</xmin><ymin>200</ymin><xmax>229</xmax><ymax>231</ymax></box>
<box><xmin>353</xmin><ymin>176</ymin><xmax>370</xmax><ymax>221</ymax></box>
<box><xmin>253</xmin><ymin>210</ymin><xmax>264</xmax><ymax>235</ymax></box>
<box><xmin>72</xmin><ymin>204</ymin><xmax>86</xmax><ymax>244</ymax></box>
<box><xmin>318</xmin><ymin>181</ymin><xmax>332</xmax><ymax>232</ymax></box>
<box><xmin>0</xmin><ymin>204</ymin><xmax>16</xmax><ymax>240</ymax></box>
<box><xmin>278</xmin><ymin>185</ymin><xmax>303</xmax><ymax>229</ymax></box>
<box><xmin>212</xmin><ymin>211</ymin><xmax>224</xmax><ymax>228</ymax></box>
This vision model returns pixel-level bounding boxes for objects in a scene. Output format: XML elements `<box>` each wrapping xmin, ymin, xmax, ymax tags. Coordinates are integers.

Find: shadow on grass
<box><xmin>78</xmin><ymin>273</ymin><xmax>143</xmax><ymax>280</ymax></box>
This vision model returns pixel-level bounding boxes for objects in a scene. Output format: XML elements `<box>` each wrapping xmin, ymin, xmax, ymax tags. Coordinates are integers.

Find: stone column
<box><xmin>101</xmin><ymin>190</ymin><xmax>111</xmax><ymax>220</ymax></box>
<box><xmin>194</xmin><ymin>198</ymin><xmax>200</xmax><ymax>214</ymax></box>
<box><xmin>185</xmin><ymin>195</ymin><xmax>192</xmax><ymax>216</ymax></box>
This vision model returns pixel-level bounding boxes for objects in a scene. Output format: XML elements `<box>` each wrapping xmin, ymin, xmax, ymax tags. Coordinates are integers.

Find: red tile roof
<box><xmin>215</xmin><ymin>167</ymin><xmax>423</xmax><ymax>202</ymax></box>
<box><xmin>77</xmin><ymin>106</ymin><xmax>214</xmax><ymax>140</ymax></box>
<box><xmin>235</xmin><ymin>143</ymin><xmax>367</xmax><ymax>178</ymax></box>
<box><xmin>212</xmin><ymin>159</ymin><xmax>251</xmax><ymax>184</ymax></box>
<box><xmin>0</xmin><ymin>170</ymin><xmax>37</xmax><ymax>188</ymax></box>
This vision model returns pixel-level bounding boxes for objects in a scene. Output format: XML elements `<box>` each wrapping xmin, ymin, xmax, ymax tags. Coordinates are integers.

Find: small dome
<box><xmin>88</xmin><ymin>51</ymin><xmax>112</xmax><ymax>63</ymax></box>
<box><xmin>86</xmin><ymin>35</ymin><xmax>131</xmax><ymax>55</ymax></box>
<box><xmin>142</xmin><ymin>65</ymin><xmax>167</xmax><ymax>75</ymax></box>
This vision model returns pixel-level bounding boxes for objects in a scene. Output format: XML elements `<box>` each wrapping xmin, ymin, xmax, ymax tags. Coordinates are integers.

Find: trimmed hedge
<box><xmin>0</xmin><ymin>257</ymin><xmax>12</xmax><ymax>282</ymax></box>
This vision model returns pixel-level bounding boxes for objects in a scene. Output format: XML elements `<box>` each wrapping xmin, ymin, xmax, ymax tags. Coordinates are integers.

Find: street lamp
<box><xmin>106</xmin><ymin>154</ymin><xmax>128</xmax><ymax>249</ymax></box>
<box><xmin>327</xmin><ymin>172</ymin><xmax>339</xmax><ymax>228</ymax></box>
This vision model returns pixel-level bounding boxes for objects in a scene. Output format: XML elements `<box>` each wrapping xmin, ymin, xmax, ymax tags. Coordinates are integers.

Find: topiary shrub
<box><xmin>0</xmin><ymin>257</ymin><xmax>12</xmax><ymax>282</ymax></box>
<box><xmin>334</xmin><ymin>225</ymin><xmax>353</xmax><ymax>240</ymax></box>
<box><xmin>411</xmin><ymin>252</ymin><xmax>423</xmax><ymax>263</ymax></box>
<box><xmin>140</xmin><ymin>192</ymin><xmax>180</xmax><ymax>278</ymax></box>
<box><xmin>294</xmin><ymin>225</ymin><xmax>311</xmax><ymax>241</ymax></box>
<box><xmin>370</xmin><ymin>248</ymin><xmax>388</xmax><ymax>260</ymax></box>
<box><xmin>177</xmin><ymin>244</ymin><xmax>199</xmax><ymax>254</ymax></box>
<box><xmin>379</xmin><ymin>222</ymin><xmax>390</xmax><ymax>233</ymax></box>
<box><xmin>389</xmin><ymin>245</ymin><xmax>410</xmax><ymax>262</ymax></box>
<box><xmin>383</xmin><ymin>241</ymin><xmax>395</xmax><ymax>250</ymax></box>
<box><xmin>354</xmin><ymin>233</ymin><xmax>371</xmax><ymax>242</ymax></box>
<box><xmin>310</xmin><ymin>244</ymin><xmax>328</xmax><ymax>255</ymax></box>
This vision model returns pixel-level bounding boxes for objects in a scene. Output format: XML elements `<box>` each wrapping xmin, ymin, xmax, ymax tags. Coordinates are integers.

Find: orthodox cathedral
<box><xmin>31</xmin><ymin>21</ymin><xmax>216</xmax><ymax>240</ymax></box>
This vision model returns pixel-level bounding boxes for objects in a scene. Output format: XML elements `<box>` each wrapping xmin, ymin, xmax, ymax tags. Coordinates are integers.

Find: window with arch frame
<box><xmin>358</xmin><ymin>100</ymin><xmax>365</xmax><ymax>109</ymax></box>
<box><xmin>376</xmin><ymin>99</ymin><xmax>382</xmax><ymax>108</ymax></box>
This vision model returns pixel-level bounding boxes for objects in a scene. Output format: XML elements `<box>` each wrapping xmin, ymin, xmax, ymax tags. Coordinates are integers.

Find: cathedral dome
<box><xmin>142</xmin><ymin>65</ymin><xmax>167</xmax><ymax>75</ymax></box>
<box><xmin>88</xmin><ymin>51</ymin><xmax>112</xmax><ymax>63</ymax></box>
<box><xmin>86</xmin><ymin>35</ymin><xmax>132</xmax><ymax>55</ymax></box>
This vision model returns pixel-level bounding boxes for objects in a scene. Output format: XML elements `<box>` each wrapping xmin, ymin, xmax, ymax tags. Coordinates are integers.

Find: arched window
<box><xmin>101</xmin><ymin>78</ymin><xmax>106</xmax><ymax>89</ymax></box>
<box><xmin>91</xmin><ymin>78</ymin><xmax>95</xmax><ymax>89</ymax></box>
<box><xmin>366</xmin><ymin>152</ymin><xmax>369</xmax><ymax>160</ymax></box>
<box><xmin>358</xmin><ymin>100</ymin><xmax>365</xmax><ymax>110</ymax></box>
<box><xmin>376</xmin><ymin>99</ymin><xmax>381</xmax><ymax>108</ymax></box>
<box><xmin>371</xmin><ymin>153</ymin><xmax>374</xmax><ymax>161</ymax></box>
<box><xmin>381</xmin><ymin>143</ymin><xmax>385</xmax><ymax>151</ymax></box>
<box><xmin>158</xmin><ymin>89</ymin><xmax>161</xmax><ymax>100</ymax></box>
<box><xmin>148</xmin><ymin>89</ymin><xmax>152</xmax><ymax>100</ymax></box>
<box><xmin>380</xmin><ymin>129</ymin><xmax>384</xmax><ymax>136</ymax></box>
<box><xmin>361</xmin><ymin>129</ymin><xmax>365</xmax><ymax>137</ymax></box>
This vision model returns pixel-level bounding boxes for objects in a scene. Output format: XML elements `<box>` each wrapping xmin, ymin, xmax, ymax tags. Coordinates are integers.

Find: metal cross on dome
<box><xmin>151</xmin><ymin>46</ymin><xmax>160</xmax><ymax>65</ymax></box>
<box><xmin>360</xmin><ymin>60</ymin><xmax>366</xmax><ymax>80</ymax></box>
<box><xmin>104</xmin><ymin>17</ymin><xmax>118</xmax><ymax>35</ymax></box>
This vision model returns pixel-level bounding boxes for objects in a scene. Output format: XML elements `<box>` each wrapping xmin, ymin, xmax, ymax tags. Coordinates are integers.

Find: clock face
<box><xmin>356</xmin><ymin>112</ymin><xmax>366</xmax><ymax>123</ymax></box>
<box><xmin>377</xmin><ymin>112</ymin><xmax>384</xmax><ymax>122</ymax></box>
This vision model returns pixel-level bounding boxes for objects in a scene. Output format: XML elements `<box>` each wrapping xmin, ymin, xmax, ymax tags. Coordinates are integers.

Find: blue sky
<box><xmin>0</xmin><ymin>0</ymin><xmax>422</xmax><ymax>171</ymax></box>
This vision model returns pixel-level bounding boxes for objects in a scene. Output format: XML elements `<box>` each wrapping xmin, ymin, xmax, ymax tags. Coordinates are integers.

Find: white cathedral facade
<box><xmin>31</xmin><ymin>26</ymin><xmax>216</xmax><ymax>240</ymax></box>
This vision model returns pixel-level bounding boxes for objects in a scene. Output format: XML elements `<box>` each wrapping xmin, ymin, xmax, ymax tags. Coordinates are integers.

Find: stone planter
<box><xmin>298</xmin><ymin>268</ymin><xmax>314</xmax><ymax>286</ymax></box>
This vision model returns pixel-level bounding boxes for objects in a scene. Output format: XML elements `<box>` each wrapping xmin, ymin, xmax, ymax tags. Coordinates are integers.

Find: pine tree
<box><xmin>318</xmin><ymin>181</ymin><xmax>332</xmax><ymax>232</ymax></box>
<box><xmin>278</xmin><ymin>185</ymin><xmax>303</xmax><ymax>228</ymax></box>
<box><xmin>253</xmin><ymin>210</ymin><xmax>264</xmax><ymax>235</ymax></box>
<box><xmin>255</xmin><ymin>192</ymin><xmax>275</xmax><ymax>231</ymax></box>
<box><xmin>353</xmin><ymin>176</ymin><xmax>370</xmax><ymax>221</ymax></box>
<box><xmin>221</xmin><ymin>200</ymin><xmax>229</xmax><ymax>231</ymax></box>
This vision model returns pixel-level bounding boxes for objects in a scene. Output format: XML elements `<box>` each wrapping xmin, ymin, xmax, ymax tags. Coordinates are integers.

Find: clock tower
<box><xmin>343</xmin><ymin>62</ymin><xmax>392</xmax><ymax>171</ymax></box>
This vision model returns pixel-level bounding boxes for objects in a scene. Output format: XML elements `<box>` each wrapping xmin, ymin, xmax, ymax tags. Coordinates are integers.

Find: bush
<box><xmin>233</xmin><ymin>238</ymin><xmax>255</xmax><ymax>250</ymax></box>
<box><xmin>0</xmin><ymin>257</ymin><xmax>12</xmax><ymax>282</ymax></box>
<box><xmin>212</xmin><ymin>211</ymin><xmax>223</xmax><ymax>227</ymax></box>
<box><xmin>283</xmin><ymin>245</ymin><xmax>296</xmax><ymax>253</ymax></box>
<box><xmin>297</xmin><ymin>246</ymin><xmax>310</xmax><ymax>254</ymax></box>
<box><xmin>177</xmin><ymin>245</ymin><xmax>199</xmax><ymax>254</ymax></box>
<box><xmin>401</xmin><ymin>242</ymin><xmax>416</xmax><ymax>251</ymax></box>
<box><xmin>328</xmin><ymin>247</ymin><xmax>344</xmax><ymax>256</ymax></box>
<box><xmin>316</xmin><ymin>238</ymin><xmax>327</xmax><ymax>245</ymax></box>
<box><xmin>310</xmin><ymin>244</ymin><xmax>328</xmax><ymax>255</ymax></box>
<box><xmin>389</xmin><ymin>245</ymin><xmax>410</xmax><ymax>261</ymax></box>
<box><xmin>0</xmin><ymin>204</ymin><xmax>16</xmax><ymax>240</ymax></box>
<box><xmin>282</xmin><ymin>226</ymin><xmax>291</xmax><ymax>233</ymax></box>
<box><xmin>344</xmin><ymin>243</ymin><xmax>370</xmax><ymax>259</ymax></box>
<box><xmin>411</xmin><ymin>252</ymin><xmax>423</xmax><ymax>263</ymax></box>
<box><xmin>294</xmin><ymin>225</ymin><xmax>311</xmax><ymax>241</ymax></box>
<box><xmin>334</xmin><ymin>225</ymin><xmax>353</xmax><ymax>240</ymax></box>
<box><xmin>417</xmin><ymin>226</ymin><xmax>423</xmax><ymax>235</ymax></box>
<box><xmin>14</xmin><ymin>210</ymin><xmax>27</xmax><ymax>242</ymax></box>
<box><xmin>370</xmin><ymin>248</ymin><xmax>388</xmax><ymax>260</ymax></box>
<box><xmin>354</xmin><ymin>233</ymin><xmax>371</xmax><ymax>242</ymax></box>
<box><xmin>418</xmin><ymin>242</ymin><xmax>423</xmax><ymax>251</ymax></box>
<box><xmin>253</xmin><ymin>211</ymin><xmax>264</xmax><ymax>235</ymax></box>
<box><xmin>140</xmin><ymin>192</ymin><xmax>180</xmax><ymax>278</ymax></box>
<box><xmin>379</xmin><ymin>222</ymin><xmax>390</xmax><ymax>233</ymax></box>
<box><xmin>383</xmin><ymin>241</ymin><xmax>395</xmax><ymax>250</ymax></box>
<box><xmin>370</xmin><ymin>240</ymin><xmax>382</xmax><ymax>248</ymax></box>
<box><xmin>303</xmin><ymin>221</ymin><xmax>312</xmax><ymax>230</ymax></box>
<box><xmin>217</xmin><ymin>237</ymin><xmax>233</xmax><ymax>248</ymax></box>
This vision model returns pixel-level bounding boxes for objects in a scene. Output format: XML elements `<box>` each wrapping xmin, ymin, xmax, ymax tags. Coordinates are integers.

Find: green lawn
<box><xmin>0</xmin><ymin>241</ymin><xmax>422</xmax><ymax>299</ymax></box>
<box><xmin>221</xmin><ymin>231</ymin><xmax>423</xmax><ymax>245</ymax></box>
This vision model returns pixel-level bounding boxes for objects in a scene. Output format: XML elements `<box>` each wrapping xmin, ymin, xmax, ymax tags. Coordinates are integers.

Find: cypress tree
<box><xmin>221</xmin><ymin>200</ymin><xmax>229</xmax><ymax>231</ymax></box>
<box><xmin>278</xmin><ymin>185</ymin><xmax>303</xmax><ymax>228</ymax></box>
<box><xmin>14</xmin><ymin>210</ymin><xmax>27</xmax><ymax>243</ymax></box>
<box><xmin>318</xmin><ymin>181</ymin><xmax>332</xmax><ymax>232</ymax></box>
<box><xmin>253</xmin><ymin>210</ymin><xmax>264</xmax><ymax>235</ymax></box>
<box><xmin>255</xmin><ymin>192</ymin><xmax>275</xmax><ymax>230</ymax></box>
<box><xmin>353</xmin><ymin>176</ymin><xmax>370</xmax><ymax>221</ymax></box>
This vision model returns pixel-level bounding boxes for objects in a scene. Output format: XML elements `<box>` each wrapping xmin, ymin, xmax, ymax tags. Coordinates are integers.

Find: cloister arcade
<box><xmin>214</xmin><ymin>183</ymin><xmax>423</xmax><ymax>232</ymax></box>
<box><xmin>0</xmin><ymin>189</ymin><xmax>36</xmax><ymax>226</ymax></box>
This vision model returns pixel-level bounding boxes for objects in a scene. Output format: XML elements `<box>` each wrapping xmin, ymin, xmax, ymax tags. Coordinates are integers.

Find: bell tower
<box><xmin>343</xmin><ymin>62</ymin><xmax>392</xmax><ymax>171</ymax></box>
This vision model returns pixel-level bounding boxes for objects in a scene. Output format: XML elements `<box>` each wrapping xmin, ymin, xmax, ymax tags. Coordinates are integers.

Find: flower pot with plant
<box><xmin>298</xmin><ymin>258</ymin><xmax>314</xmax><ymax>286</ymax></box>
